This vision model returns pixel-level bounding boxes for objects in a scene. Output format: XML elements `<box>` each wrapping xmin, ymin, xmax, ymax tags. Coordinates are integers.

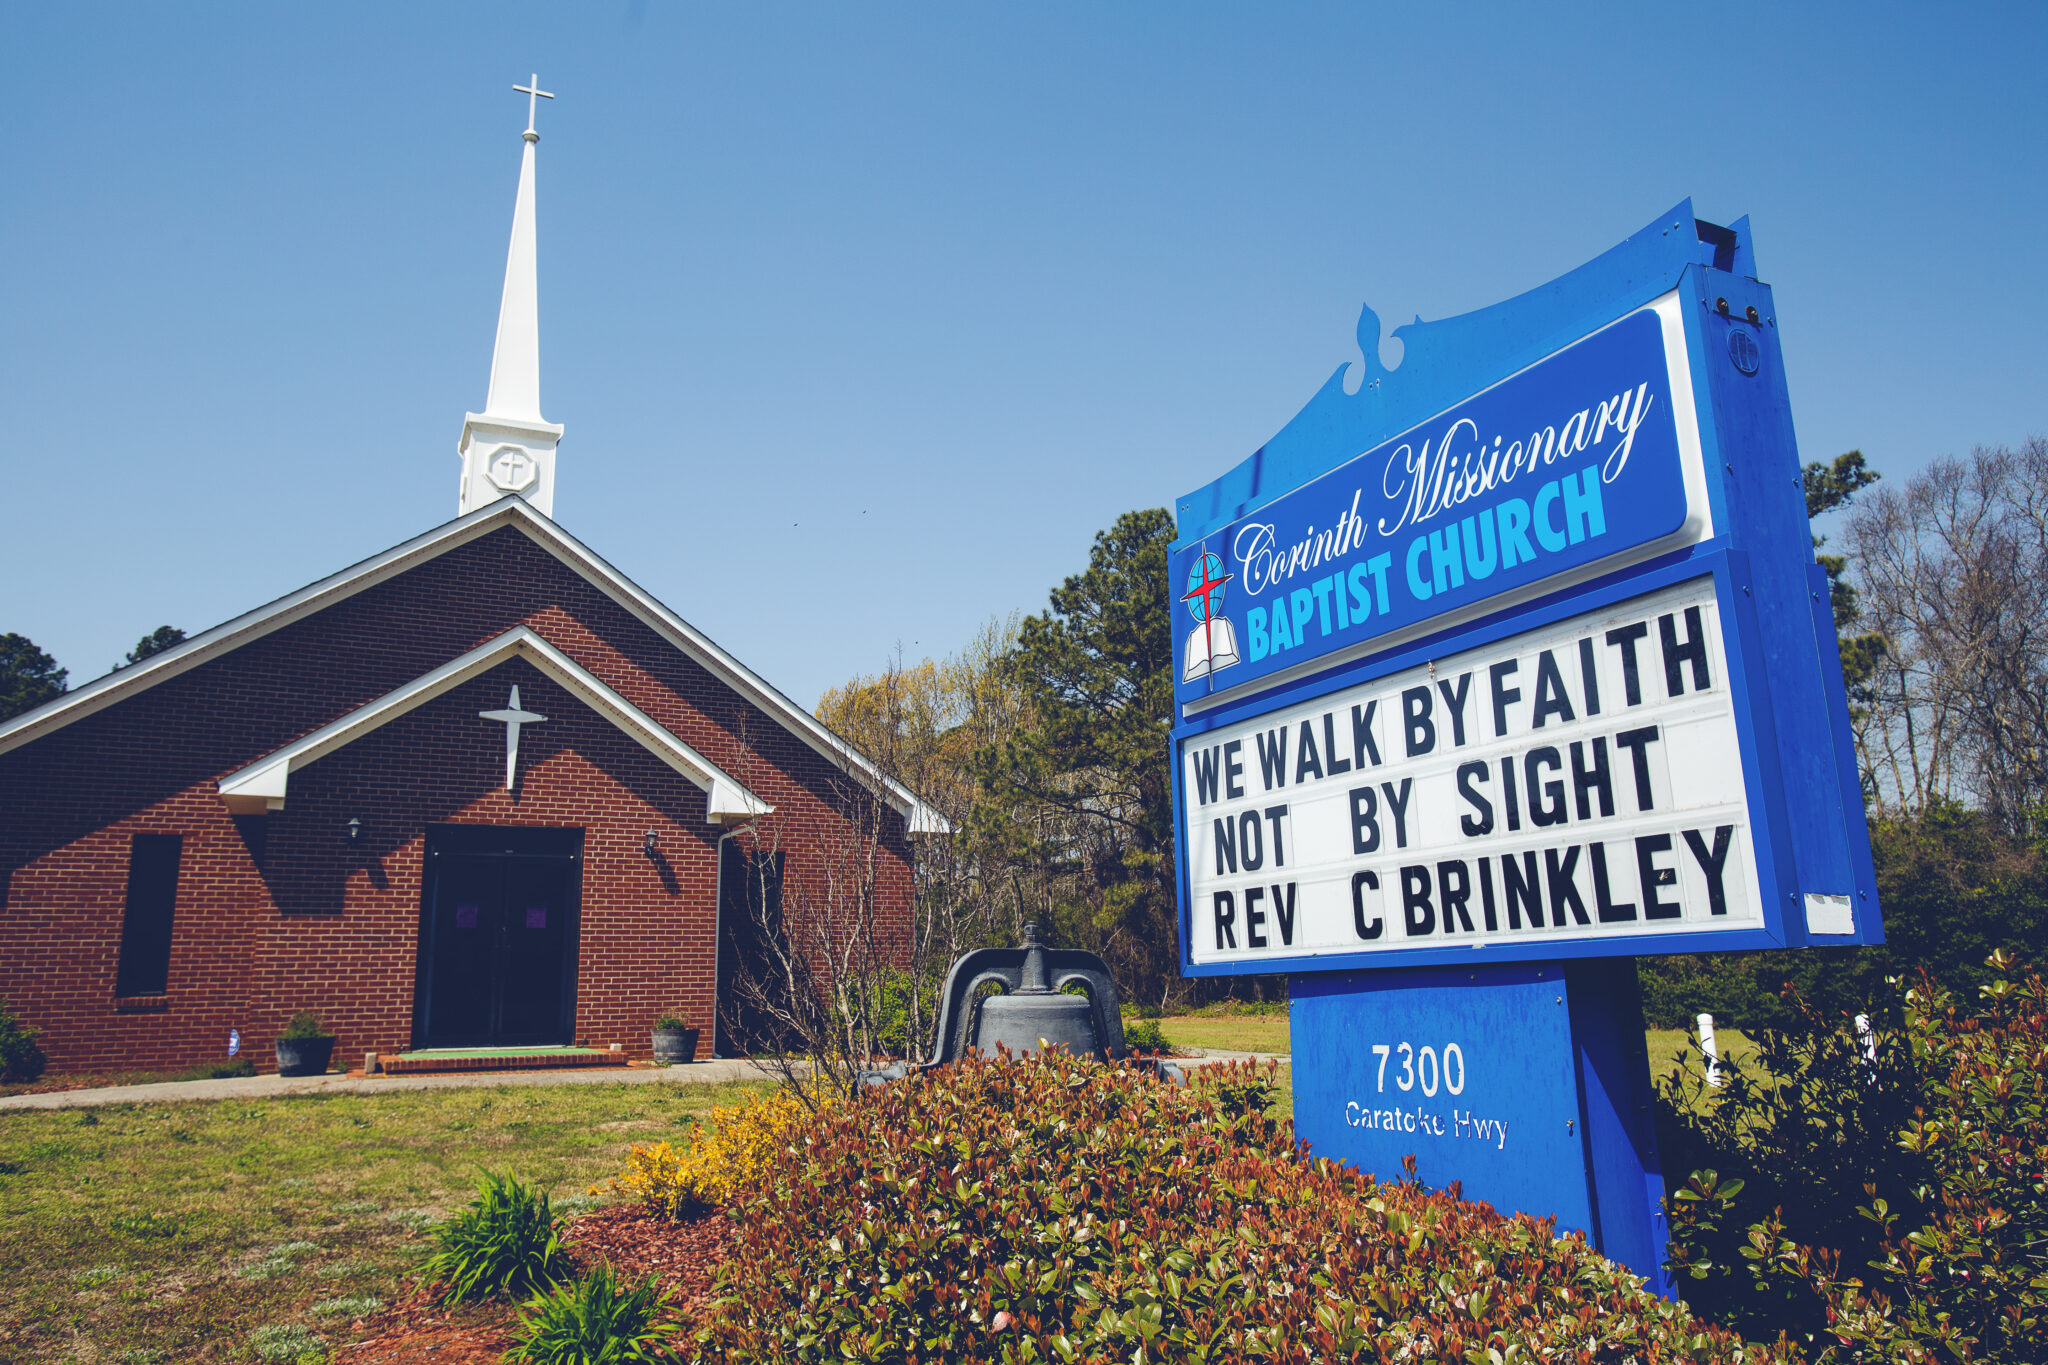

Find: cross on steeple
<box><xmin>514</xmin><ymin>74</ymin><xmax>554</xmax><ymax>140</ymax></box>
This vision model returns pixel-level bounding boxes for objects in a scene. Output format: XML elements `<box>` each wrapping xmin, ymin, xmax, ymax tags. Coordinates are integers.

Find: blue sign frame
<box><xmin>1170</xmin><ymin>202</ymin><xmax>1881</xmax><ymax>979</ymax></box>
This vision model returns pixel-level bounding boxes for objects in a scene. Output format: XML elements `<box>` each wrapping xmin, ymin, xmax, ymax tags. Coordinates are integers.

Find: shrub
<box><xmin>1120</xmin><ymin>1016</ymin><xmax>1167</xmax><ymax>1053</ymax></box>
<box><xmin>606</xmin><ymin>1090</ymin><xmax>808</xmax><ymax>1219</ymax></box>
<box><xmin>279</xmin><ymin>1011</ymin><xmax>328</xmax><ymax>1039</ymax></box>
<box><xmin>1202</xmin><ymin>1066</ymin><xmax>1281</xmax><ymax>1120</ymax></box>
<box><xmin>699</xmin><ymin>1052</ymin><xmax>1775</xmax><ymax>1364</ymax></box>
<box><xmin>653</xmin><ymin>1014</ymin><xmax>688</xmax><ymax>1030</ymax></box>
<box><xmin>506</xmin><ymin>1265</ymin><xmax>684</xmax><ymax>1365</ymax></box>
<box><xmin>872</xmin><ymin>964</ymin><xmax>937</xmax><ymax>1058</ymax></box>
<box><xmin>1191</xmin><ymin>995</ymin><xmax>1289</xmax><ymax>1017</ymax></box>
<box><xmin>1807</xmin><ymin>955</ymin><xmax>2048</xmax><ymax>1362</ymax></box>
<box><xmin>1660</xmin><ymin>952</ymin><xmax>2048</xmax><ymax>1362</ymax></box>
<box><xmin>1656</xmin><ymin>975</ymin><xmax>1927</xmax><ymax>1341</ymax></box>
<box><xmin>419</xmin><ymin>1170</ymin><xmax>571</xmax><ymax>1302</ymax></box>
<box><xmin>0</xmin><ymin>997</ymin><xmax>46</xmax><ymax>1082</ymax></box>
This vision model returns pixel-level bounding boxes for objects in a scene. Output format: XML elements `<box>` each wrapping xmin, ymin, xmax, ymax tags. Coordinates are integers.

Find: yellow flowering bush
<box><xmin>604</xmin><ymin>1091</ymin><xmax>810</xmax><ymax>1218</ymax></box>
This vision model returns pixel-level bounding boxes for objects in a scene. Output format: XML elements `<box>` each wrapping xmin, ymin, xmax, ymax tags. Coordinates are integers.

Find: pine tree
<box><xmin>0</xmin><ymin>634</ymin><xmax>67</xmax><ymax>723</ymax></box>
<box><xmin>116</xmin><ymin>625</ymin><xmax>186</xmax><ymax>670</ymax></box>
<box><xmin>1803</xmin><ymin>450</ymin><xmax>1884</xmax><ymax>702</ymax></box>
<box><xmin>973</xmin><ymin>509</ymin><xmax>1179</xmax><ymax>1001</ymax></box>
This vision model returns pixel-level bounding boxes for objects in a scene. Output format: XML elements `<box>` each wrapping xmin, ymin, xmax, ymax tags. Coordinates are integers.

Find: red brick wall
<box><xmin>0</xmin><ymin>526</ymin><xmax>912</xmax><ymax>1074</ymax></box>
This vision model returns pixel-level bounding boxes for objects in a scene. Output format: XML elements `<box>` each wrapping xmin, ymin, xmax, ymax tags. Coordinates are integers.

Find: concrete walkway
<box><xmin>0</xmin><ymin>1049</ymin><xmax>1288</xmax><ymax>1114</ymax></box>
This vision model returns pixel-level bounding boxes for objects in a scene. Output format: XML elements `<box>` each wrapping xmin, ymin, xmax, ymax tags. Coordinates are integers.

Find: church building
<box><xmin>0</xmin><ymin>82</ymin><xmax>941</xmax><ymax>1075</ymax></box>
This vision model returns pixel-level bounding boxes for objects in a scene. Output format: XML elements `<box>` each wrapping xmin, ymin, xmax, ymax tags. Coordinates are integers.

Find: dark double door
<box><xmin>416</xmin><ymin>826</ymin><xmax>583</xmax><ymax>1049</ymax></box>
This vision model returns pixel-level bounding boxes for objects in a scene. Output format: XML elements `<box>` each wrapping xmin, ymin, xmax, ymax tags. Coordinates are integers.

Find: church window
<box><xmin>115</xmin><ymin>834</ymin><xmax>183</xmax><ymax>997</ymax></box>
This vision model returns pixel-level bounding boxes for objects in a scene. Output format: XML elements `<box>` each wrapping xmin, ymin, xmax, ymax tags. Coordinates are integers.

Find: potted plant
<box><xmin>275</xmin><ymin>1011</ymin><xmax>337</xmax><ymax>1076</ymax></box>
<box><xmin>650</xmin><ymin>1014</ymin><xmax>700</xmax><ymax>1065</ymax></box>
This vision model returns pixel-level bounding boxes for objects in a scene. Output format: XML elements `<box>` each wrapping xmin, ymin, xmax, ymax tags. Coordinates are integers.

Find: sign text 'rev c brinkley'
<box><xmin>1181</xmin><ymin>577</ymin><xmax>1761</xmax><ymax>965</ymax></box>
<box><xmin>1171</xmin><ymin>300</ymin><xmax>1707</xmax><ymax>706</ymax></box>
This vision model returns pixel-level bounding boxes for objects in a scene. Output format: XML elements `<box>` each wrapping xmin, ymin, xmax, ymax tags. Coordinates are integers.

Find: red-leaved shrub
<box><xmin>697</xmin><ymin>1052</ymin><xmax>1778</xmax><ymax>1364</ymax></box>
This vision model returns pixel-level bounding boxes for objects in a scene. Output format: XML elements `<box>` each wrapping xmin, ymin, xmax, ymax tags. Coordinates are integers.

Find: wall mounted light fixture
<box><xmin>644</xmin><ymin>829</ymin><xmax>658</xmax><ymax>855</ymax></box>
<box><xmin>347</xmin><ymin>817</ymin><xmax>363</xmax><ymax>843</ymax></box>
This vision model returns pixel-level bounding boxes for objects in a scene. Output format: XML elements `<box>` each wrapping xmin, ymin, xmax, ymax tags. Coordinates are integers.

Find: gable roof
<box><xmin>0</xmin><ymin>499</ymin><xmax>947</xmax><ymax>834</ymax></box>
<box><xmin>217</xmin><ymin>626</ymin><xmax>771</xmax><ymax>822</ymax></box>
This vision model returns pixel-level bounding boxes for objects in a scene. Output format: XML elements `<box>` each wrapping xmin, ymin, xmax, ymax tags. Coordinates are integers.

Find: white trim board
<box><xmin>0</xmin><ymin>500</ymin><xmax>948</xmax><ymax>834</ymax></box>
<box><xmin>217</xmin><ymin>627</ymin><xmax>771</xmax><ymax>821</ymax></box>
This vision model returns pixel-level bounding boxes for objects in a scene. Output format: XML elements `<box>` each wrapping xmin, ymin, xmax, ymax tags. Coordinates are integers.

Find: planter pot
<box><xmin>275</xmin><ymin>1036</ymin><xmax>336</xmax><ymax>1077</ymax></box>
<box><xmin>650</xmin><ymin>1026</ymin><xmax>700</xmax><ymax>1065</ymax></box>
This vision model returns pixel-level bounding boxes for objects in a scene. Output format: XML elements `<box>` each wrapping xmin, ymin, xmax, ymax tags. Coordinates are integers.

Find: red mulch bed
<box><xmin>562</xmin><ymin>1204</ymin><xmax>733</xmax><ymax>1320</ymax></box>
<box><xmin>331</xmin><ymin>1286</ymin><xmax>518</xmax><ymax>1365</ymax></box>
<box><xmin>335</xmin><ymin>1205</ymin><xmax>732</xmax><ymax>1363</ymax></box>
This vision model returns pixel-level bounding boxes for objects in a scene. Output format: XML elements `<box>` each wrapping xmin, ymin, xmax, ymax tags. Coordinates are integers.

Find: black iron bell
<box><xmin>973</xmin><ymin>927</ymin><xmax>1102</xmax><ymax>1059</ymax></box>
<box><xmin>855</xmin><ymin>921</ymin><xmax>1183</xmax><ymax>1089</ymax></box>
<box><xmin>928</xmin><ymin>922</ymin><xmax>1126</xmax><ymax>1063</ymax></box>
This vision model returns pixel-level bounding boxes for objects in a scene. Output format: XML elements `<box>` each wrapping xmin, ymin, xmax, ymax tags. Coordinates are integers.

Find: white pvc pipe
<box><xmin>1855</xmin><ymin>1013</ymin><xmax>1878</xmax><ymax>1084</ymax></box>
<box><xmin>1698</xmin><ymin>1012</ymin><xmax>1724</xmax><ymax>1089</ymax></box>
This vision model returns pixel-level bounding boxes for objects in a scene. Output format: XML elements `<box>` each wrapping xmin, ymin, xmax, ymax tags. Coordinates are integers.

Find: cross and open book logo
<box><xmin>1181</xmin><ymin>549</ymin><xmax>1241</xmax><ymax>683</ymax></box>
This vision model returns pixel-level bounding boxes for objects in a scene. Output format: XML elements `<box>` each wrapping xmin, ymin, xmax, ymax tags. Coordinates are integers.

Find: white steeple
<box><xmin>458</xmin><ymin>75</ymin><xmax>565</xmax><ymax>519</ymax></box>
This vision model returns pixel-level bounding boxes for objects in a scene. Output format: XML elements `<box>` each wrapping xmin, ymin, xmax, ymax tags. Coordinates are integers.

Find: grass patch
<box><xmin>1647</xmin><ymin>1025</ymin><xmax>1761</xmax><ymax>1110</ymax></box>
<box><xmin>0</xmin><ymin>1077</ymin><xmax>770</xmax><ymax>1362</ymax></box>
<box><xmin>1157</xmin><ymin>1012</ymin><xmax>1292</xmax><ymax>1055</ymax></box>
<box><xmin>315</xmin><ymin>1260</ymin><xmax>378</xmax><ymax>1281</ymax></box>
<box><xmin>248</xmin><ymin>1321</ymin><xmax>325</xmax><ymax>1360</ymax></box>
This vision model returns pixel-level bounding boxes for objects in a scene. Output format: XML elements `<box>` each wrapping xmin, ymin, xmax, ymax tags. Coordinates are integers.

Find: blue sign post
<box><xmin>1169</xmin><ymin>204</ymin><xmax>1880</xmax><ymax>1290</ymax></box>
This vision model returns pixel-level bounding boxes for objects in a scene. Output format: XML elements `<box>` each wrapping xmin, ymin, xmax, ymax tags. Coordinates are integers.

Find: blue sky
<box><xmin>3</xmin><ymin>4</ymin><xmax>2042</xmax><ymax>707</ymax></box>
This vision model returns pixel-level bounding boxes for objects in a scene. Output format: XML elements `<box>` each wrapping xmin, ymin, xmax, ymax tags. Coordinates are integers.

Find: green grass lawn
<box><xmin>0</xmin><ymin>1079</ymin><xmax>769</xmax><ymax>1363</ymax></box>
<box><xmin>1156</xmin><ymin>1013</ymin><xmax>1291</xmax><ymax>1055</ymax></box>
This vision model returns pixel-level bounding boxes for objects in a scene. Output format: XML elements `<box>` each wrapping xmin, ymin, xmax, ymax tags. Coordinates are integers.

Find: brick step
<box><xmin>375</xmin><ymin>1049</ymin><xmax>629</xmax><ymax>1076</ymax></box>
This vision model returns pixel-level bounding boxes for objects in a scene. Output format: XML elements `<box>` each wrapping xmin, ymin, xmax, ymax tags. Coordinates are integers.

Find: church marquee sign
<box><xmin>1169</xmin><ymin>202</ymin><xmax>1881</xmax><ymax>977</ymax></box>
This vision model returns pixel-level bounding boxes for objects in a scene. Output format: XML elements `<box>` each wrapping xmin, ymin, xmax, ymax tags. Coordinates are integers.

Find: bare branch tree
<box><xmin>813</xmin><ymin>620</ymin><xmax>1041</xmax><ymax>1057</ymax></box>
<box><xmin>717</xmin><ymin>751</ymin><xmax>910</xmax><ymax>1109</ymax></box>
<box><xmin>1846</xmin><ymin>438</ymin><xmax>2048</xmax><ymax>834</ymax></box>
<box><xmin>722</xmin><ymin>633</ymin><xmax>1031</xmax><ymax>1107</ymax></box>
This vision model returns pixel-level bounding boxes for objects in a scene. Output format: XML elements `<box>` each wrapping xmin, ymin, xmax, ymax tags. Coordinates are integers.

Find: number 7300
<box><xmin>1371</xmin><ymin>1041</ymin><xmax>1466</xmax><ymax>1097</ymax></box>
